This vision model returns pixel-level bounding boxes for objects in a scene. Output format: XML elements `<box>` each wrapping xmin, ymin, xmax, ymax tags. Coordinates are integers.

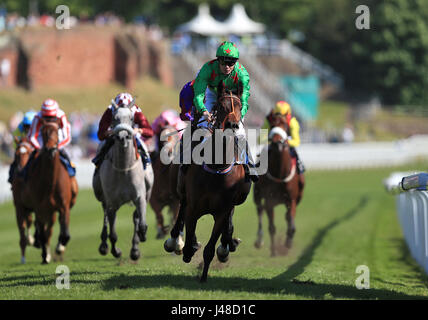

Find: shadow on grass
<box><xmin>101</xmin><ymin>195</ymin><xmax>428</xmax><ymax>299</ymax></box>
<box><xmin>0</xmin><ymin>270</ymin><xmax>121</xmax><ymax>288</ymax></box>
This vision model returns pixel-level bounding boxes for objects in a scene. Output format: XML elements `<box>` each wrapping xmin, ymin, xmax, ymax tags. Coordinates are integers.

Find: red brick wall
<box><xmin>20</xmin><ymin>27</ymin><xmax>116</xmax><ymax>88</ymax></box>
<box><xmin>0</xmin><ymin>26</ymin><xmax>173</xmax><ymax>90</ymax></box>
<box><xmin>0</xmin><ymin>45</ymin><xmax>19</xmax><ymax>87</ymax></box>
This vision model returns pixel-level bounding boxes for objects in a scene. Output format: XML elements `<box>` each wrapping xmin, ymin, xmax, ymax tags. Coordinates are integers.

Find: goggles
<box><xmin>219</xmin><ymin>57</ymin><xmax>237</xmax><ymax>67</ymax></box>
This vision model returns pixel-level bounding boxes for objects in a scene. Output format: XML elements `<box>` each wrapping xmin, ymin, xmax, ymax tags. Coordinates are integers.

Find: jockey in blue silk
<box><xmin>8</xmin><ymin>110</ymin><xmax>36</xmax><ymax>183</ymax></box>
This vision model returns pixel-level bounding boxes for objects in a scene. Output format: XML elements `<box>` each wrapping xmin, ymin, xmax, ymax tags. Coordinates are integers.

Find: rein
<box><xmin>218</xmin><ymin>92</ymin><xmax>240</xmax><ymax>130</ymax></box>
<box><xmin>202</xmin><ymin>159</ymin><xmax>236</xmax><ymax>175</ymax></box>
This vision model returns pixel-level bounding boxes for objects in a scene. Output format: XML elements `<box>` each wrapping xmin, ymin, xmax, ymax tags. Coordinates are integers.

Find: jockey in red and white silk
<box><xmin>93</xmin><ymin>92</ymin><xmax>153</xmax><ymax>169</ymax></box>
<box><xmin>97</xmin><ymin>101</ymin><xmax>153</xmax><ymax>142</ymax></box>
<box><xmin>27</xmin><ymin>99</ymin><xmax>71</xmax><ymax>150</ymax></box>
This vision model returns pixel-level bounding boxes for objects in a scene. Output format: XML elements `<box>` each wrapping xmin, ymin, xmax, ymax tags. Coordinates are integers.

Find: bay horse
<box><xmin>164</xmin><ymin>86</ymin><xmax>251</xmax><ymax>282</ymax></box>
<box><xmin>26</xmin><ymin>118</ymin><xmax>78</xmax><ymax>263</ymax></box>
<box><xmin>253</xmin><ymin>115</ymin><xmax>304</xmax><ymax>256</ymax></box>
<box><xmin>93</xmin><ymin>106</ymin><xmax>154</xmax><ymax>261</ymax></box>
<box><xmin>149</xmin><ymin>125</ymin><xmax>181</xmax><ymax>239</ymax></box>
<box><xmin>11</xmin><ymin>137</ymin><xmax>36</xmax><ymax>264</ymax></box>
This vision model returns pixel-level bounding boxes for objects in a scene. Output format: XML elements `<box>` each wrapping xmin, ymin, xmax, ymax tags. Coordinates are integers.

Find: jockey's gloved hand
<box><xmin>202</xmin><ymin>110</ymin><xmax>212</xmax><ymax>123</ymax></box>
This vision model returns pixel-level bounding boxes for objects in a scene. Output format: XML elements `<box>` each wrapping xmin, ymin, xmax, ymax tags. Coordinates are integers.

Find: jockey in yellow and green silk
<box><xmin>267</xmin><ymin>101</ymin><xmax>306</xmax><ymax>175</ymax></box>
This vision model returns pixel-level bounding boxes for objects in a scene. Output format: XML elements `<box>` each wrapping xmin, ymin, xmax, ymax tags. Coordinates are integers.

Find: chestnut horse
<box><xmin>26</xmin><ymin>119</ymin><xmax>78</xmax><ymax>263</ymax></box>
<box><xmin>11</xmin><ymin>137</ymin><xmax>36</xmax><ymax>264</ymax></box>
<box><xmin>149</xmin><ymin>125</ymin><xmax>181</xmax><ymax>239</ymax></box>
<box><xmin>253</xmin><ymin>116</ymin><xmax>304</xmax><ymax>256</ymax></box>
<box><xmin>165</xmin><ymin>87</ymin><xmax>251</xmax><ymax>282</ymax></box>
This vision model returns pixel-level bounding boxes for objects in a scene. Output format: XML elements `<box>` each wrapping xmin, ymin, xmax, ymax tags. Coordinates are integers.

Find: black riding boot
<box><xmin>8</xmin><ymin>160</ymin><xmax>17</xmax><ymax>184</ymax></box>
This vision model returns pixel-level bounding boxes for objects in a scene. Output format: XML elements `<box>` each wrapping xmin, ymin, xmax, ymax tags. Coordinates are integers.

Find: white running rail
<box><xmin>384</xmin><ymin>172</ymin><xmax>428</xmax><ymax>275</ymax></box>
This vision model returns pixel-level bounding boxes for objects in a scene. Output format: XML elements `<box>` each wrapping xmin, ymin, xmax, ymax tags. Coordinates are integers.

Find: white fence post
<box><xmin>385</xmin><ymin>172</ymin><xmax>428</xmax><ymax>275</ymax></box>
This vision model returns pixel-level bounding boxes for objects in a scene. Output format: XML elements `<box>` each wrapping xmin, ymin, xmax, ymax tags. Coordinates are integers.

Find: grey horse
<box><xmin>92</xmin><ymin>107</ymin><xmax>154</xmax><ymax>261</ymax></box>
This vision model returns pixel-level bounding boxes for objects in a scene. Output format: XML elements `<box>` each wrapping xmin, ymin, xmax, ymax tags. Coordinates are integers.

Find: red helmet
<box><xmin>114</xmin><ymin>93</ymin><xmax>134</xmax><ymax>108</ymax></box>
<box><xmin>41</xmin><ymin>99</ymin><xmax>59</xmax><ymax>117</ymax></box>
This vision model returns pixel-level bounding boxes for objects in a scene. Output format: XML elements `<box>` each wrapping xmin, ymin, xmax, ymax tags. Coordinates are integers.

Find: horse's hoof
<box><xmin>156</xmin><ymin>232</ymin><xmax>164</xmax><ymax>240</ymax></box>
<box><xmin>193</xmin><ymin>241</ymin><xmax>202</xmax><ymax>252</ymax></box>
<box><xmin>27</xmin><ymin>235</ymin><xmax>35</xmax><ymax>246</ymax></box>
<box><xmin>217</xmin><ymin>254</ymin><xmax>229</xmax><ymax>263</ymax></box>
<box><xmin>285</xmin><ymin>238</ymin><xmax>293</xmax><ymax>249</ymax></box>
<box><xmin>21</xmin><ymin>256</ymin><xmax>26</xmax><ymax>264</ymax></box>
<box><xmin>138</xmin><ymin>225</ymin><xmax>148</xmax><ymax>242</ymax></box>
<box><xmin>99</xmin><ymin>243</ymin><xmax>109</xmax><ymax>256</ymax></box>
<box><xmin>42</xmin><ymin>256</ymin><xmax>50</xmax><ymax>264</ymax></box>
<box><xmin>55</xmin><ymin>244</ymin><xmax>66</xmax><ymax>255</ymax></box>
<box><xmin>112</xmin><ymin>248</ymin><xmax>122</xmax><ymax>259</ymax></box>
<box><xmin>230</xmin><ymin>238</ymin><xmax>241</xmax><ymax>252</ymax></box>
<box><xmin>164</xmin><ymin>238</ymin><xmax>176</xmax><ymax>253</ymax></box>
<box><xmin>156</xmin><ymin>226</ymin><xmax>168</xmax><ymax>239</ymax></box>
<box><xmin>254</xmin><ymin>240</ymin><xmax>263</xmax><ymax>249</ymax></box>
<box><xmin>176</xmin><ymin>236</ymin><xmax>185</xmax><ymax>252</ymax></box>
<box><xmin>216</xmin><ymin>245</ymin><xmax>229</xmax><ymax>263</ymax></box>
<box><xmin>130</xmin><ymin>249</ymin><xmax>140</xmax><ymax>261</ymax></box>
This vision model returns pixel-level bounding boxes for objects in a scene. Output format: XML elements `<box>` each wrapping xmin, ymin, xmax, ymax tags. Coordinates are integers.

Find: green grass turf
<box><xmin>0</xmin><ymin>163</ymin><xmax>427</xmax><ymax>300</ymax></box>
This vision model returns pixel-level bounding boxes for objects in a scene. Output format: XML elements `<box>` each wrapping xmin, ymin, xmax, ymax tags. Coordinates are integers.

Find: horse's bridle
<box><xmin>41</xmin><ymin>122</ymin><xmax>59</xmax><ymax>155</ymax></box>
<box><xmin>16</xmin><ymin>140</ymin><xmax>33</xmax><ymax>171</ymax></box>
<box><xmin>215</xmin><ymin>93</ymin><xmax>241</xmax><ymax>131</ymax></box>
<box><xmin>266</xmin><ymin>127</ymin><xmax>296</xmax><ymax>183</ymax></box>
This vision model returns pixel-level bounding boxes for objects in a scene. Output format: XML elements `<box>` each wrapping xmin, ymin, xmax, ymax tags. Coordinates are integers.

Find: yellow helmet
<box><xmin>273</xmin><ymin>101</ymin><xmax>291</xmax><ymax>115</ymax></box>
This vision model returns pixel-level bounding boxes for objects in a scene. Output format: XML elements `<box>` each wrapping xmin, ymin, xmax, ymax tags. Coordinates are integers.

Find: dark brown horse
<box><xmin>254</xmin><ymin>115</ymin><xmax>304</xmax><ymax>256</ymax></box>
<box><xmin>165</xmin><ymin>87</ymin><xmax>251</xmax><ymax>282</ymax></box>
<box><xmin>149</xmin><ymin>125</ymin><xmax>181</xmax><ymax>239</ymax></box>
<box><xmin>26</xmin><ymin>119</ymin><xmax>78</xmax><ymax>263</ymax></box>
<box><xmin>11</xmin><ymin>137</ymin><xmax>36</xmax><ymax>264</ymax></box>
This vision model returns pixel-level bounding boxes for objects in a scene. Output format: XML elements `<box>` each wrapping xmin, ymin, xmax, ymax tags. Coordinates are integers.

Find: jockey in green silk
<box><xmin>181</xmin><ymin>41</ymin><xmax>258</xmax><ymax>182</ymax></box>
<box><xmin>192</xmin><ymin>41</ymin><xmax>250</xmax><ymax>124</ymax></box>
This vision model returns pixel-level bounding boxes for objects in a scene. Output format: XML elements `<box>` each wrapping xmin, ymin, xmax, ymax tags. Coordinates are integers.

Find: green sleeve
<box><xmin>239</xmin><ymin>67</ymin><xmax>250</xmax><ymax>117</ymax></box>
<box><xmin>192</xmin><ymin>62</ymin><xmax>212</xmax><ymax>114</ymax></box>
